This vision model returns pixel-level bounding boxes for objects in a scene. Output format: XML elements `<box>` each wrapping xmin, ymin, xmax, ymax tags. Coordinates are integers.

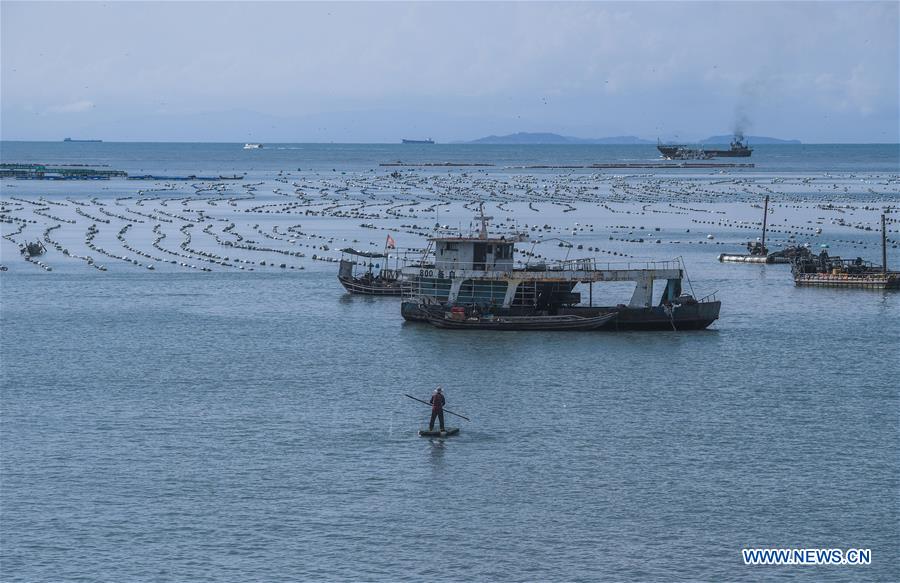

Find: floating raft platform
<box><xmin>518</xmin><ymin>162</ymin><xmax>754</xmax><ymax>169</ymax></box>
<box><xmin>127</xmin><ymin>174</ymin><xmax>244</xmax><ymax>181</ymax></box>
<box><xmin>794</xmin><ymin>272</ymin><xmax>899</xmax><ymax>289</ymax></box>
<box><xmin>718</xmin><ymin>253</ymin><xmax>790</xmax><ymax>264</ymax></box>
<box><xmin>380</xmin><ymin>162</ymin><xmax>752</xmax><ymax>169</ymax></box>
<box><xmin>1</xmin><ymin>163</ymin><xmax>127</xmax><ymax>180</ymax></box>
<box><xmin>380</xmin><ymin>162</ymin><xmax>494</xmax><ymax>167</ymax></box>
<box><xmin>0</xmin><ymin>164</ymin><xmax>243</xmax><ymax>181</ymax></box>
<box><xmin>418</xmin><ymin>428</ymin><xmax>460</xmax><ymax>437</ymax></box>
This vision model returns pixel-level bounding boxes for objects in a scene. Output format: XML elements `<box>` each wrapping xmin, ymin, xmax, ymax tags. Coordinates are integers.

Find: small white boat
<box><xmin>243</xmin><ymin>143</ymin><xmax>263</xmax><ymax>150</ymax></box>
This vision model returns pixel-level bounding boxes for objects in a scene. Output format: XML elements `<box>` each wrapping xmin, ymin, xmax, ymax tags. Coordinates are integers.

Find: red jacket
<box><xmin>430</xmin><ymin>392</ymin><xmax>445</xmax><ymax>411</ymax></box>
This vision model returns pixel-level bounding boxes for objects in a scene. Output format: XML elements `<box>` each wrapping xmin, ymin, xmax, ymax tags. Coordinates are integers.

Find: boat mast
<box><xmin>478</xmin><ymin>202</ymin><xmax>492</xmax><ymax>240</ymax></box>
<box><xmin>761</xmin><ymin>195</ymin><xmax>769</xmax><ymax>252</ymax></box>
<box><xmin>882</xmin><ymin>214</ymin><xmax>888</xmax><ymax>274</ymax></box>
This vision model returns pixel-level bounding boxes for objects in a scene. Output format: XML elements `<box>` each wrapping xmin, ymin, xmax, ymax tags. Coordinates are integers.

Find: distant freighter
<box><xmin>63</xmin><ymin>138</ymin><xmax>102</xmax><ymax>143</ymax></box>
<box><xmin>402</xmin><ymin>138</ymin><xmax>435</xmax><ymax>144</ymax></box>
<box><xmin>658</xmin><ymin>134</ymin><xmax>752</xmax><ymax>159</ymax></box>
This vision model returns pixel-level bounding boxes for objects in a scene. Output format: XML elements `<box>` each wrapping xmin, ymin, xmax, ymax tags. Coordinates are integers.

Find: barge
<box><xmin>400</xmin><ymin>206</ymin><xmax>720</xmax><ymax>331</ymax></box>
<box><xmin>791</xmin><ymin>215</ymin><xmax>898</xmax><ymax>289</ymax></box>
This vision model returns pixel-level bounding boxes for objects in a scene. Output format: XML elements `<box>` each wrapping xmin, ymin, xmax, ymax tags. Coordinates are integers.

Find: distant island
<box><xmin>462</xmin><ymin>132</ymin><xmax>800</xmax><ymax>145</ymax></box>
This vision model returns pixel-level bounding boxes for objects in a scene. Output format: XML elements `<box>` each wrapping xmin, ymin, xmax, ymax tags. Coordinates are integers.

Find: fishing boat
<box><xmin>338</xmin><ymin>247</ymin><xmax>405</xmax><ymax>295</ymax></box>
<box><xmin>401</xmin><ymin>204</ymin><xmax>721</xmax><ymax>331</ymax></box>
<box><xmin>718</xmin><ymin>196</ymin><xmax>815</xmax><ymax>265</ymax></box>
<box><xmin>791</xmin><ymin>215</ymin><xmax>898</xmax><ymax>289</ymax></box>
<box><xmin>19</xmin><ymin>241</ymin><xmax>46</xmax><ymax>257</ymax></box>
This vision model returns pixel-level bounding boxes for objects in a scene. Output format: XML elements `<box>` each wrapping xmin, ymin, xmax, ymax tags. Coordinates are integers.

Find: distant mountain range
<box><xmin>464</xmin><ymin>132</ymin><xmax>653</xmax><ymax>144</ymax></box>
<box><xmin>698</xmin><ymin>135</ymin><xmax>801</xmax><ymax>145</ymax></box>
<box><xmin>462</xmin><ymin>132</ymin><xmax>800</xmax><ymax>145</ymax></box>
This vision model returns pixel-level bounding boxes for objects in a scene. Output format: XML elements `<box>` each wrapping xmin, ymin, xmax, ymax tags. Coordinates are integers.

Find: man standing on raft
<box><xmin>428</xmin><ymin>386</ymin><xmax>446</xmax><ymax>432</ymax></box>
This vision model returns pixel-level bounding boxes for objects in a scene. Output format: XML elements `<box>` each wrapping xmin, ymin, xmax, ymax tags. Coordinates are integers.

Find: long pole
<box><xmin>761</xmin><ymin>195</ymin><xmax>769</xmax><ymax>252</ymax></box>
<box><xmin>882</xmin><ymin>214</ymin><xmax>887</xmax><ymax>274</ymax></box>
<box><xmin>404</xmin><ymin>394</ymin><xmax>471</xmax><ymax>421</ymax></box>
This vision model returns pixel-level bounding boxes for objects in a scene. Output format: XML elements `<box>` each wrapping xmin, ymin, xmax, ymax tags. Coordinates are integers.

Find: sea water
<box><xmin>1</xmin><ymin>142</ymin><xmax>898</xmax><ymax>581</ymax></box>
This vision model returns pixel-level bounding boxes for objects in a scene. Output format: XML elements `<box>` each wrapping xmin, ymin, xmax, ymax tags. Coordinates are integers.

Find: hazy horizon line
<box><xmin>3</xmin><ymin>139</ymin><xmax>900</xmax><ymax>145</ymax></box>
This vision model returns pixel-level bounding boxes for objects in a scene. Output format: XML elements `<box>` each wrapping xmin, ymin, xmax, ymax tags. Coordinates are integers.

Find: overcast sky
<box><xmin>1</xmin><ymin>1</ymin><xmax>897</xmax><ymax>142</ymax></box>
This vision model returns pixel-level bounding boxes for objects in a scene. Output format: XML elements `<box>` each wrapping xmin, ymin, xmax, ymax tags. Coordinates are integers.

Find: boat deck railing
<box><xmin>528</xmin><ymin>257</ymin><xmax>683</xmax><ymax>273</ymax></box>
<box><xmin>696</xmin><ymin>291</ymin><xmax>719</xmax><ymax>303</ymax></box>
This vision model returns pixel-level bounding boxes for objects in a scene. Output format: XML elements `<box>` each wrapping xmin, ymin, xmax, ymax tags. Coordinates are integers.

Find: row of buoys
<box><xmin>34</xmin><ymin>206</ymin><xmax>76</xmax><ymax>224</ymax></box>
<box><xmin>148</xmin><ymin>224</ymin><xmax>211</xmax><ymax>271</ymax></box>
<box><xmin>76</xmin><ymin>206</ymin><xmax>110</xmax><ymax>224</ymax></box>
<box><xmin>3</xmin><ymin>170</ymin><xmax>894</xmax><ymax>276</ymax></box>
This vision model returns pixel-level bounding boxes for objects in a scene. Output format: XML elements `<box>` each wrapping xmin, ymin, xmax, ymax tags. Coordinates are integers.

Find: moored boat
<box><xmin>401</xmin><ymin>204</ymin><xmax>721</xmax><ymax>331</ymax></box>
<box><xmin>338</xmin><ymin>240</ymin><xmax>409</xmax><ymax>295</ymax></box>
<box><xmin>791</xmin><ymin>215</ymin><xmax>898</xmax><ymax>289</ymax></box>
<box><xmin>19</xmin><ymin>241</ymin><xmax>46</xmax><ymax>257</ymax></box>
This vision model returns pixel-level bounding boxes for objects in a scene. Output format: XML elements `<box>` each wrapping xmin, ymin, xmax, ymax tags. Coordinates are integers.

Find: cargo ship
<box><xmin>401</xmin><ymin>138</ymin><xmax>435</xmax><ymax>144</ymax></box>
<box><xmin>658</xmin><ymin>134</ymin><xmax>752</xmax><ymax>159</ymax></box>
<box><xmin>63</xmin><ymin>138</ymin><xmax>102</xmax><ymax>143</ymax></box>
<box><xmin>398</xmin><ymin>205</ymin><xmax>721</xmax><ymax>331</ymax></box>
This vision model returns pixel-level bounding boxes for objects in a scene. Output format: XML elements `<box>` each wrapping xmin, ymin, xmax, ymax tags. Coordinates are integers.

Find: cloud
<box><xmin>47</xmin><ymin>100</ymin><xmax>94</xmax><ymax>114</ymax></box>
<box><xmin>2</xmin><ymin>2</ymin><xmax>897</xmax><ymax>142</ymax></box>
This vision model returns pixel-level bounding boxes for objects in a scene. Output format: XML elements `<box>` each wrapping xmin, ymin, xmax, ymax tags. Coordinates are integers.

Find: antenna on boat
<box><xmin>678</xmin><ymin>256</ymin><xmax>696</xmax><ymax>297</ymax></box>
<box><xmin>883</xmin><ymin>214</ymin><xmax>888</xmax><ymax>274</ymax></box>
<box><xmin>761</xmin><ymin>195</ymin><xmax>769</xmax><ymax>253</ymax></box>
<box><xmin>477</xmin><ymin>201</ymin><xmax>493</xmax><ymax>240</ymax></box>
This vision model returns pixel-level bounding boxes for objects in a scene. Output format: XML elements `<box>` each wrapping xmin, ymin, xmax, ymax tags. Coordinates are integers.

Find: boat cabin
<box><xmin>433</xmin><ymin>237</ymin><xmax>516</xmax><ymax>272</ymax></box>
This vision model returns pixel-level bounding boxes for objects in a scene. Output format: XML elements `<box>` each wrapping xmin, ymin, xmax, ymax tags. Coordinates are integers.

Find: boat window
<box><xmin>473</xmin><ymin>243</ymin><xmax>487</xmax><ymax>270</ymax></box>
<box><xmin>444</xmin><ymin>243</ymin><xmax>458</xmax><ymax>251</ymax></box>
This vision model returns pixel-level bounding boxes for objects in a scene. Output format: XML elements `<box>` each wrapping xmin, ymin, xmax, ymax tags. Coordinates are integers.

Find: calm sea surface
<box><xmin>1</xmin><ymin>142</ymin><xmax>898</xmax><ymax>581</ymax></box>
